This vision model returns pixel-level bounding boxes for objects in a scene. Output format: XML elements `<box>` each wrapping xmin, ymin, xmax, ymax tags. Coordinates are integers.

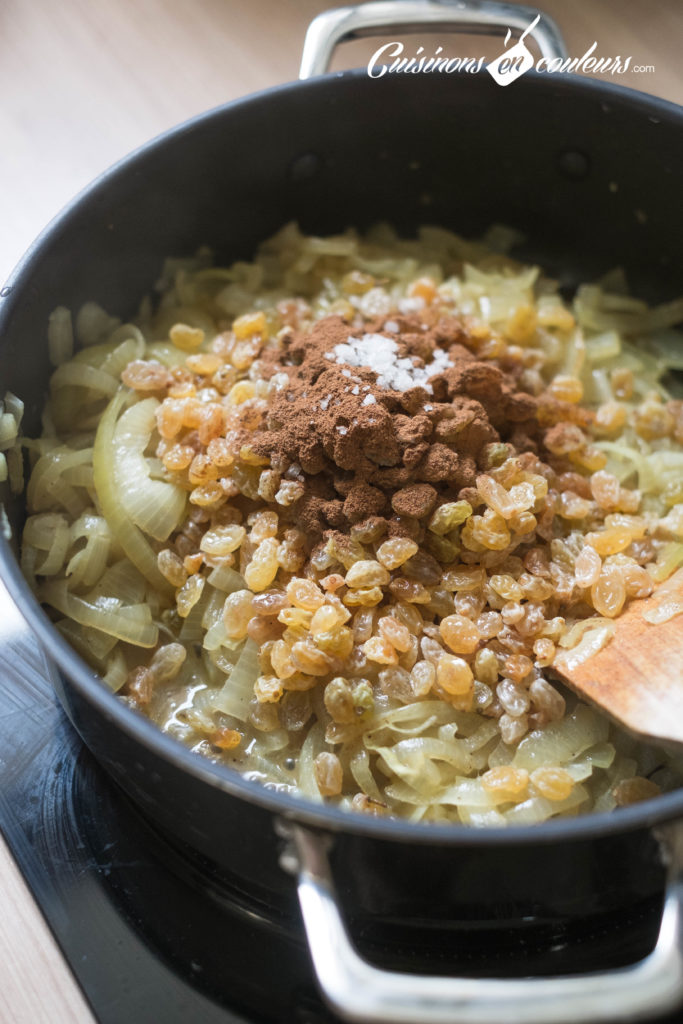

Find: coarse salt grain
<box><xmin>328</xmin><ymin>333</ymin><xmax>452</xmax><ymax>394</ymax></box>
<box><xmin>362</xmin><ymin>394</ymin><xmax>376</xmax><ymax>406</ymax></box>
<box><xmin>320</xmin><ymin>394</ymin><xmax>332</xmax><ymax>411</ymax></box>
<box><xmin>398</xmin><ymin>296</ymin><xmax>426</xmax><ymax>314</ymax></box>
<box><xmin>337</xmin><ymin>425</ymin><xmax>348</xmax><ymax>435</ymax></box>
<box><xmin>384</xmin><ymin>320</ymin><xmax>399</xmax><ymax>333</ymax></box>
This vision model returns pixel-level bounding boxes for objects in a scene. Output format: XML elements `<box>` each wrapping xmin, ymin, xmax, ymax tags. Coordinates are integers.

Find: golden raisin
<box><xmin>548</xmin><ymin>375</ymin><xmax>583</xmax><ymax>404</ymax></box>
<box><xmin>613</xmin><ymin>777</ymin><xmax>661</xmax><ymax>806</ymax></box>
<box><xmin>530</xmin><ymin>767</ymin><xmax>574</xmax><ymax>801</ymax></box>
<box><xmin>286</xmin><ymin>577</ymin><xmax>326</xmax><ymax>611</ymax></box>
<box><xmin>363</xmin><ymin>636</ymin><xmax>399</xmax><ymax>665</ymax></box>
<box><xmin>591</xmin><ymin>567</ymin><xmax>626</xmax><ymax>618</ymax></box>
<box><xmin>170</xmin><ymin>323</ymin><xmax>205</xmax><ymax>352</ymax></box>
<box><xmin>233</xmin><ymin>311</ymin><xmax>268</xmax><ymax>340</ymax></box>
<box><xmin>345</xmin><ymin>560</ymin><xmax>391</xmax><ymax>589</ymax></box>
<box><xmin>314</xmin><ymin>752</ymin><xmax>343</xmax><ymax>796</ymax></box>
<box><xmin>254</xmin><ymin>675</ymin><xmax>284</xmax><ymax>703</ymax></box>
<box><xmin>211</xmin><ymin>728</ymin><xmax>242</xmax><ymax>750</ymax></box>
<box><xmin>378</xmin><ymin>615</ymin><xmax>412</xmax><ymax>652</ymax></box>
<box><xmin>482</xmin><ymin>766</ymin><xmax>529</xmax><ymax>800</ymax></box>
<box><xmin>223</xmin><ymin>589</ymin><xmax>254</xmax><ymax>640</ymax></box>
<box><xmin>310</xmin><ymin>603</ymin><xmax>350</xmax><ymax>635</ymax></box>
<box><xmin>436</xmin><ymin>653</ymin><xmax>474</xmax><ymax>695</ymax></box>
<box><xmin>376</xmin><ymin>537</ymin><xmax>418</xmax><ymax>569</ymax></box>
<box><xmin>244</xmin><ymin>538</ymin><xmax>279</xmax><ymax>592</ymax></box>
<box><xmin>439</xmin><ymin>614</ymin><xmax>481</xmax><ymax>655</ymax></box>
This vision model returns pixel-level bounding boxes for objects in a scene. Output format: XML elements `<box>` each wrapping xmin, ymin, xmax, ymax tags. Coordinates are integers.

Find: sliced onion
<box><xmin>212</xmin><ymin>638</ymin><xmax>258</xmax><ymax>722</ymax></box>
<box><xmin>103</xmin><ymin>648</ymin><xmax>128</xmax><ymax>692</ymax></box>
<box><xmin>178</xmin><ymin>585</ymin><xmax>209</xmax><ymax>642</ymax></box>
<box><xmin>513</xmin><ymin>705</ymin><xmax>609</xmax><ymax>772</ymax></box>
<box><xmin>42</xmin><ymin>580</ymin><xmax>157</xmax><ymax>647</ymax></box>
<box><xmin>643</xmin><ymin>600</ymin><xmax>683</xmax><ymax>625</ymax></box>
<box><xmin>7</xmin><ymin>446</ymin><xmax>23</xmax><ymax>495</ymax></box>
<box><xmin>593</xmin><ymin>442</ymin><xmax>657</xmax><ymax>492</ymax></box>
<box><xmin>65</xmin><ymin>512</ymin><xmax>111</xmax><ymax>588</ymax></box>
<box><xmin>88</xmin><ymin>558</ymin><xmax>146</xmax><ymax>606</ymax></box>
<box><xmin>436</xmin><ymin>777</ymin><xmax>506</xmax><ymax>808</ymax></box>
<box><xmin>207</xmin><ymin>565</ymin><xmax>246</xmax><ymax>593</ymax></box>
<box><xmin>565</xmin><ymin>743</ymin><xmax>616</xmax><ymax>782</ymax></box>
<box><xmin>554</xmin><ymin>622</ymin><xmax>615</xmax><ymax>671</ymax></box>
<box><xmin>201</xmin><ymin>587</ymin><xmax>225</xmax><ymax>631</ymax></box>
<box><xmin>23</xmin><ymin>512</ymin><xmax>71</xmax><ymax>576</ymax></box>
<box><xmin>113</xmin><ymin>397</ymin><xmax>186</xmax><ymax>541</ymax></box>
<box><xmin>203</xmin><ymin>618</ymin><xmax>230</xmax><ymax>652</ymax></box>
<box><xmin>649</xmin><ymin>542</ymin><xmax>683</xmax><ymax>584</ymax></box>
<box><xmin>371</xmin><ymin>739</ymin><xmax>463</xmax><ymax>787</ymax></box>
<box><xmin>4</xmin><ymin>392</ymin><xmax>24</xmax><ymax>427</ymax></box>
<box><xmin>296</xmin><ymin>721</ymin><xmax>325</xmax><ymax>801</ymax></box>
<box><xmin>27</xmin><ymin>446</ymin><xmax>92</xmax><ymax>516</ymax></box>
<box><xmin>48</xmin><ymin>307</ymin><xmax>74</xmax><ymax>367</ymax></box>
<box><xmin>362</xmin><ymin>700</ymin><xmax>454</xmax><ymax>739</ymax></box>
<box><xmin>457</xmin><ymin>806</ymin><xmax>508</xmax><ymax>828</ymax></box>
<box><xmin>585</xmin><ymin>330</ymin><xmax>621</xmax><ymax>364</ymax></box>
<box><xmin>503</xmin><ymin>784</ymin><xmax>589</xmax><ymax>825</ymax></box>
<box><xmin>75</xmin><ymin>301</ymin><xmax>121</xmax><ymax>346</ymax></box>
<box><xmin>100</xmin><ymin>334</ymin><xmax>146</xmax><ymax>378</ymax></box>
<box><xmin>0</xmin><ymin>413</ymin><xmax>17</xmax><ymax>449</ymax></box>
<box><xmin>51</xmin><ymin>362</ymin><xmax>119</xmax><ymax>396</ymax></box>
<box><xmin>647</xmin><ymin>329</ymin><xmax>683</xmax><ymax>370</ymax></box>
<box><xmin>558</xmin><ymin>616</ymin><xmax>615</xmax><ymax>650</ymax></box>
<box><xmin>56</xmin><ymin>619</ymin><xmax>118</xmax><ymax>664</ymax></box>
<box><xmin>349</xmin><ymin>743</ymin><xmax>383</xmax><ymax>802</ymax></box>
<box><xmin>93</xmin><ymin>391</ymin><xmax>170</xmax><ymax>593</ymax></box>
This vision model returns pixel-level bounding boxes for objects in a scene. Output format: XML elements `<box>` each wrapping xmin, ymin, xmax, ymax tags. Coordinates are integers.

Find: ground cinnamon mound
<box><xmin>250</xmin><ymin>313</ymin><xmax>542</xmax><ymax>535</ymax></box>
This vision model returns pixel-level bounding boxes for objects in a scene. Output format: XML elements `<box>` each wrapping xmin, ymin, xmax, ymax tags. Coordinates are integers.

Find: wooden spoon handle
<box><xmin>553</xmin><ymin>567</ymin><xmax>683</xmax><ymax>747</ymax></box>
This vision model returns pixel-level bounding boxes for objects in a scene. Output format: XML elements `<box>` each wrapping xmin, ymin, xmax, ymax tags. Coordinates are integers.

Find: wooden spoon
<box><xmin>552</xmin><ymin>568</ymin><xmax>683</xmax><ymax>747</ymax></box>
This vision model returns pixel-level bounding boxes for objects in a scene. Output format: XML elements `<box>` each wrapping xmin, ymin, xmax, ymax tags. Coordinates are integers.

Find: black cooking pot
<box><xmin>2</xmin><ymin>2</ymin><xmax>683</xmax><ymax>1020</ymax></box>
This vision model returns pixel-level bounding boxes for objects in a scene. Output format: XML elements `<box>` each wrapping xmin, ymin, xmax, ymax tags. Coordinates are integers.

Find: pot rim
<box><xmin>2</xmin><ymin>67</ymin><xmax>683</xmax><ymax>849</ymax></box>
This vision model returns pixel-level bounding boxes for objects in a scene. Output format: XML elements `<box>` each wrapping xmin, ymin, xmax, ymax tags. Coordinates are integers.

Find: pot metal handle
<box><xmin>299</xmin><ymin>0</ymin><xmax>567</xmax><ymax>80</ymax></box>
<box><xmin>279</xmin><ymin>822</ymin><xmax>683</xmax><ymax>1024</ymax></box>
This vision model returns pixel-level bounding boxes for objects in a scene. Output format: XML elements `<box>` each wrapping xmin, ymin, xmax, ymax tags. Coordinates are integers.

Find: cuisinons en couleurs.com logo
<box><xmin>486</xmin><ymin>15</ymin><xmax>540</xmax><ymax>86</ymax></box>
<box><xmin>366</xmin><ymin>17</ymin><xmax>648</xmax><ymax>84</ymax></box>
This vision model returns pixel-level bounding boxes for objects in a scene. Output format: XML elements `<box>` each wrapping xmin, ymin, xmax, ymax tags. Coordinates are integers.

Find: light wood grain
<box><xmin>556</xmin><ymin>569</ymin><xmax>683</xmax><ymax>748</ymax></box>
<box><xmin>0</xmin><ymin>0</ymin><xmax>681</xmax><ymax>282</ymax></box>
<box><xmin>0</xmin><ymin>1</ymin><xmax>680</xmax><ymax>1017</ymax></box>
<box><xmin>0</xmin><ymin>835</ymin><xmax>94</xmax><ymax>1023</ymax></box>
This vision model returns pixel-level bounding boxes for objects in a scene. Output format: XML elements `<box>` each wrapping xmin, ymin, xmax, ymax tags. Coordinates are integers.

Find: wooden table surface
<box><xmin>2</xmin><ymin>0</ymin><xmax>682</xmax><ymax>285</ymax></box>
<box><xmin>0</xmin><ymin>1</ymin><xmax>681</xmax><ymax>1019</ymax></box>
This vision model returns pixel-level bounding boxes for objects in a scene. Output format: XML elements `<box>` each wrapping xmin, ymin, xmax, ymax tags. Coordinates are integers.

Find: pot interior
<box><xmin>1</xmin><ymin>68</ymin><xmax>683</xmax><ymax>847</ymax></box>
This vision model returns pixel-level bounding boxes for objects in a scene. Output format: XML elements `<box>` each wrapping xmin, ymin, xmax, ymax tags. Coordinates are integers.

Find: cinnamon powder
<box><xmin>249</xmin><ymin>313</ymin><xmax>543</xmax><ymax>536</ymax></box>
